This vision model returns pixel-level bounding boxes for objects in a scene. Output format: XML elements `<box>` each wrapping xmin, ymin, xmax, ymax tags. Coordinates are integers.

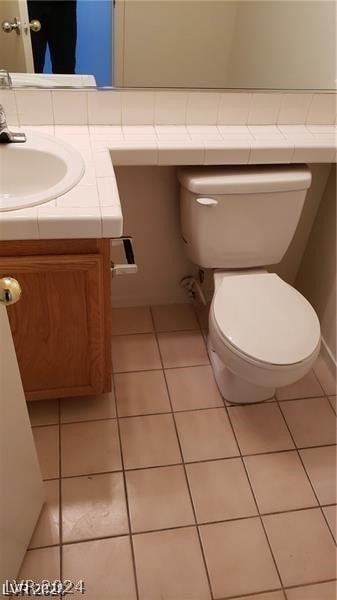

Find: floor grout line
<box><xmin>111</xmin><ymin>372</ymin><xmax>140</xmax><ymax>600</ymax></box>
<box><xmin>222</xmin><ymin>396</ymin><xmax>287</xmax><ymax>594</ymax></box>
<box><xmin>40</xmin><ymin>440</ymin><xmax>337</xmax><ymax>480</ymax></box>
<box><xmin>57</xmin><ymin>398</ymin><xmax>63</xmax><ymax>586</ymax></box>
<box><xmin>148</xmin><ymin>305</ymin><xmax>216</xmax><ymax>600</ymax></box>
<box><xmin>30</xmin><ymin>501</ymin><xmax>337</xmax><ymax>550</ymax></box>
<box><xmin>276</xmin><ymin>398</ymin><xmax>337</xmax><ymax>545</ymax></box>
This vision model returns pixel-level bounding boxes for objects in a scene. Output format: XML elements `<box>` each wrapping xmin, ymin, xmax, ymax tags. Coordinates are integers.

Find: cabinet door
<box><xmin>0</xmin><ymin>254</ymin><xmax>107</xmax><ymax>401</ymax></box>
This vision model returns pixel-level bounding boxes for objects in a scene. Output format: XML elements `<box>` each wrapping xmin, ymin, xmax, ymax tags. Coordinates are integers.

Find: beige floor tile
<box><xmin>126</xmin><ymin>465</ymin><xmax>194</xmax><ymax>532</ymax></box>
<box><xmin>111</xmin><ymin>306</ymin><xmax>153</xmax><ymax>335</ymax></box>
<box><xmin>62</xmin><ymin>472</ymin><xmax>128</xmax><ymax>542</ymax></box>
<box><xmin>313</xmin><ymin>355</ymin><xmax>336</xmax><ymax>395</ymax></box>
<box><xmin>175</xmin><ymin>408</ymin><xmax>239</xmax><ymax>461</ymax></box>
<box><xmin>228</xmin><ymin>404</ymin><xmax>294</xmax><ymax>455</ymax></box>
<box><xmin>119</xmin><ymin>414</ymin><xmax>181</xmax><ymax>469</ymax></box>
<box><xmin>165</xmin><ymin>365</ymin><xmax>223</xmax><ymax>411</ymax></box>
<box><xmin>133</xmin><ymin>527</ymin><xmax>211</xmax><ymax>600</ymax></box>
<box><xmin>32</xmin><ymin>425</ymin><xmax>59</xmax><ymax>480</ymax></box>
<box><xmin>300</xmin><ymin>446</ymin><xmax>337</xmax><ymax>504</ymax></box>
<box><xmin>152</xmin><ymin>303</ymin><xmax>199</xmax><ymax>331</ymax></box>
<box><xmin>18</xmin><ymin>547</ymin><xmax>60</xmax><ymax>583</ymax></box>
<box><xmin>286</xmin><ymin>581</ymin><xmax>337</xmax><ymax>600</ymax></box>
<box><xmin>115</xmin><ymin>370</ymin><xmax>170</xmax><ymax>417</ymax></box>
<box><xmin>28</xmin><ymin>399</ymin><xmax>59</xmax><ymax>427</ymax></box>
<box><xmin>244</xmin><ymin>451</ymin><xmax>318</xmax><ymax>513</ymax></box>
<box><xmin>276</xmin><ymin>370</ymin><xmax>324</xmax><ymax>401</ymax></box>
<box><xmin>322</xmin><ymin>505</ymin><xmax>336</xmax><ymax>542</ymax></box>
<box><xmin>29</xmin><ymin>480</ymin><xmax>60</xmax><ymax>549</ymax></box>
<box><xmin>200</xmin><ymin>519</ymin><xmax>280</xmax><ymax>598</ymax></box>
<box><xmin>329</xmin><ymin>395</ymin><xmax>336</xmax><ymax>414</ymax></box>
<box><xmin>229</xmin><ymin>592</ymin><xmax>285</xmax><ymax>600</ymax></box>
<box><xmin>263</xmin><ymin>509</ymin><xmax>337</xmax><ymax>587</ymax></box>
<box><xmin>61</xmin><ymin>420</ymin><xmax>121</xmax><ymax>477</ymax></box>
<box><xmin>187</xmin><ymin>458</ymin><xmax>257</xmax><ymax>523</ymax></box>
<box><xmin>111</xmin><ymin>333</ymin><xmax>161</xmax><ymax>372</ymax></box>
<box><xmin>60</xmin><ymin>389</ymin><xmax>116</xmax><ymax>423</ymax></box>
<box><xmin>280</xmin><ymin>398</ymin><xmax>337</xmax><ymax>448</ymax></box>
<box><xmin>63</xmin><ymin>537</ymin><xmax>137</xmax><ymax>600</ymax></box>
<box><xmin>158</xmin><ymin>331</ymin><xmax>209</xmax><ymax>368</ymax></box>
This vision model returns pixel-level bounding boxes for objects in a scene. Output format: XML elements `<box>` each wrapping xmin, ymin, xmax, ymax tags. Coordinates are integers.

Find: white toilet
<box><xmin>178</xmin><ymin>165</ymin><xmax>321</xmax><ymax>404</ymax></box>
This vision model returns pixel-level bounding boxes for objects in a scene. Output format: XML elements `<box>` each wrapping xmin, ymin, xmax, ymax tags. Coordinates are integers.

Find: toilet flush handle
<box><xmin>196</xmin><ymin>197</ymin><xmax>218</xmax><ymax>206</ymax></box>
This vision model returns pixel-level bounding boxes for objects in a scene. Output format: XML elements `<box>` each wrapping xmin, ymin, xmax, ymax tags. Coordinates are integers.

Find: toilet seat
<box><xmin>212</xmin><ymin>272</ymin><xmax>321</xmax><ymax>367</ymax></box>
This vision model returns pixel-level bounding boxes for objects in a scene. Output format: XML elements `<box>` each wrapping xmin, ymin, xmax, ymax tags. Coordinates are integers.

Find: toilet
<box><xmin>178</xmin><ymin>165</ymin><xmax>321</xmax><ymax>404</ymax></box>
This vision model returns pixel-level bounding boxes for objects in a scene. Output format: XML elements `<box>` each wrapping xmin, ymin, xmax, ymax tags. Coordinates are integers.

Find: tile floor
<box><xmin>23</xmin><ymin>304</ymin><xmax>336</xmax><ymax>600</ymax></box>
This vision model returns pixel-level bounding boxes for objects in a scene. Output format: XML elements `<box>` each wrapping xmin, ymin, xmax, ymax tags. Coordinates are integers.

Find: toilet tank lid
<box><xmin>178</xmin><ymin>165</ymin><xmax>312</xmax><ymax>194</ymax></box>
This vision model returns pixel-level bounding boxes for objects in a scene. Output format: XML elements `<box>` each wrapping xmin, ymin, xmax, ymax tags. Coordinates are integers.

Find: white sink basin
<box><xmin>0</xmin><ymin>132</ymin><xmax>85</xmax><ymax>212</ymax></box>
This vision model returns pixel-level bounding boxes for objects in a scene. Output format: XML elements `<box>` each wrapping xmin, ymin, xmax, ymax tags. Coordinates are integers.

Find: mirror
<box><xmin>0</xmin><ymin>0</ymin><xmax>336</xmax><ymax>90</ymax></box>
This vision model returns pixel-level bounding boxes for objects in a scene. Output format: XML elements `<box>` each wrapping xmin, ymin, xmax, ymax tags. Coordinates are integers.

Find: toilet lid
<box><xmin>213</xmin><ymin>273</ymin><xmax>321</xmax><ymax>366</ymax></box>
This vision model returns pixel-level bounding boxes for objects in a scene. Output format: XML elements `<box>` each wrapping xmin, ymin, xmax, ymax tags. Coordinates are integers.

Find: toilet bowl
<box><xmin>208</xmin><ymin>270</ymin><xmax>320</xmax><ymax>403</ymax></box>
<box><xmin>178</xmin><ymin>164</ymin><xmax>321</xmax><ymax>404</ymax></box>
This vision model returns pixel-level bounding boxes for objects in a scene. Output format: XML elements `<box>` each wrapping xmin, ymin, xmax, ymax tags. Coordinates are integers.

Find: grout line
<box><xmin>276</xmin><ymin>399</ymin><xmax>337</xmax><ymax>545</ymax></box>
<box><xmin>148</xmin><ymin>305</ymin><xmax>215</xmax><ymax>600</ymax></box>
<box><xmin>328</xmin><ymin>396</ymin><xmax>337</xmax><ymax>415</ymax></box>
<box><xmin>57</xmin><ymin>398</ymin><xmax>63</xmax><ymax>585</ymax></box>
<box><xmin>284</xmin><ymin>578</ymin><xmax>337</xmax><ymax>595</ymax></box>
<box><xmin>30</xmin><ymin>390</ymin><xmax>335</xmax><ymax>427</ymax></box>
<box><xmin>222</xmin><ymin>399</ymin><xmax>286</xmax><ymax>592</ymax></box>
<box><xmin>112</xmin><ymin>373</ymin><xmax>140</xmax><ymax>600</ymax></box>
<box><xmin>40</xmin><ymin>442</ymin><xmax>337</xmax><ymax>480</ymax></box>
<box><xmin>112</xmin><ymin>362</ymin><xmax>211</xmax><ymax>375</ymax></box>
<box><xmin>26</xmin><ymin>501</ymin><xmax>337</xmax><ymax>548</ymax></box>
<box><xmin>311</xmin><ymin>368</ymin><xmax>327</xmax><ymax>396</ymax></box>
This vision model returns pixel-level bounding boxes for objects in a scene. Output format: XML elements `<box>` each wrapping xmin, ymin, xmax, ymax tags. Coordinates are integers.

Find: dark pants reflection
<box><xmin>27</xmin><ymin>1</ymin><xmax>77</xmax><ymax>74</ymax></box>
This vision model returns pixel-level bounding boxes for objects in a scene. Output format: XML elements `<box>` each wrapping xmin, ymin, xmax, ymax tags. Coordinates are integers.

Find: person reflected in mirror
<box><xmin>27</xmin><ymin>0</ymin><xmax>77</xmax><ymax>74</ymax></box>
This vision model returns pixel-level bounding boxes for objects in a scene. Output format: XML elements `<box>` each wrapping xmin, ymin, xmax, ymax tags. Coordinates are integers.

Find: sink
<box><xmin>0</xmin><ymin>132</ymin><xmax>85</xmax><ymax>212</ymax></box>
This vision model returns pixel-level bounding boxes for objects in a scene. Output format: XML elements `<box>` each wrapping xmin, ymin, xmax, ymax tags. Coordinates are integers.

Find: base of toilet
<box><xmin>207</xmin><ymin>336</ymin><xmax>275</xmax><ymax>404</ymax></box>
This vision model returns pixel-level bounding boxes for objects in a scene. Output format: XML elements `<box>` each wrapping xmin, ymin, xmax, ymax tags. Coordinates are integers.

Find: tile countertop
<box><xmin>1</xmin><ymin>124</ymin><xmax>336</xmax><ymax>241</ymax></box>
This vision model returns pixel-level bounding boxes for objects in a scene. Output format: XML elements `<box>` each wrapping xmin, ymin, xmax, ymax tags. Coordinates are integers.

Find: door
<box><xmin>0</xmin><ymin>277</ymin><xmax>44</xmax><ymax>585</ymax></box>
<box><xmin>0</xmin><ymin>0</ymin><xmax>34</xmax><ymax>72</ymax></box>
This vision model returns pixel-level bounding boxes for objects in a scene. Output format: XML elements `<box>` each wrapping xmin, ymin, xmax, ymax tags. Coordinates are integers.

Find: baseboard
<box><xmin>320</xmin><ymin>335</ymin><xmax>337</xmax><ymax>378</ymax></box>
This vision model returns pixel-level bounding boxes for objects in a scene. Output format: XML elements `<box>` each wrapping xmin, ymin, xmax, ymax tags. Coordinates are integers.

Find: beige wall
<box><xmin>227</xmin><ymin>1</ymin><xmax>336</xmax><ymax>89</ymax></box>
<box><xmin>296</xmin><ymin>165</ymin><xmax>336</xmax><ymax>362</ymax></box>
<box><xmin>116</xmin><ymin>0</ymin><xmax>336</xmax><ymax>89</ymax></box>
<box><xmin>118</xmin><ymin>0</ymin><xmax>237</xmax><ymax>88</ymax></box>
<box><xmin>111</xmin><ymin>164</ymin><xmax>331</xmax><ymax>308</ymax></box>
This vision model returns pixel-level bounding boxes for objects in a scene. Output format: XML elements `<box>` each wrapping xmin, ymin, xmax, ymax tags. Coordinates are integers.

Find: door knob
<box><xmin>1</xmin><ymin>18</ymin><xmax>20</xmax><ymax>34</ymax></box>
<box><xmin>29</xmin><ymin>19</ymin><xmax>41</xmax><ymax>32</ymax></box>
<box><xmin>0</xmin><ymin>277</ymin><xmax>22</xmax><ymax>306</ymax></box>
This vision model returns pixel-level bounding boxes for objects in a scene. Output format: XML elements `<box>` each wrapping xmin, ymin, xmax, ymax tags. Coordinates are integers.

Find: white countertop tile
<box><xmin>1</xmin><ymin>124</ymin><xmax>336</xmax><ymax>241</ymax></box>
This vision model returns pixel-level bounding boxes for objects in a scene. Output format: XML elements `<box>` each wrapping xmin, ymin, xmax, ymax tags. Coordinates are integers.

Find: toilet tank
<box><xmin>178</xmin><ymin>165</ymin><xmax>312</xmax><ymax>268</ymax></box>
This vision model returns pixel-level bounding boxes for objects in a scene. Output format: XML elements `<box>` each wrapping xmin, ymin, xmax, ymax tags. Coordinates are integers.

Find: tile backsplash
<box><xmin>2</xmin><ymin>89</ymin><xmax>337</xmax><ymax>127</ymax></box>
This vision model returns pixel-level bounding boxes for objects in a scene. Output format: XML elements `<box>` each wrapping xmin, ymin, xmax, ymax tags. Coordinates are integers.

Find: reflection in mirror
<box><xmin>0</xmin><ymin>0</ymin><xmax>112</xmax><ymax>86</ymax></box>
<box><xmin>0</xmin><ymin>0</ymin><xmax>336</xmax><ymax>90</ymax></box>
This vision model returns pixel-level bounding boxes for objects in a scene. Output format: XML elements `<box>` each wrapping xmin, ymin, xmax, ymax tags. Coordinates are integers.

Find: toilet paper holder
<box><xmin>111</xmin><ymin>236</ymin><xmax>138</xmax><ymax>276</ymax></box>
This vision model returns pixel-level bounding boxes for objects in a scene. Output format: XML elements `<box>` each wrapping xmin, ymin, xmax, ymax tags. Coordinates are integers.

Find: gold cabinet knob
<box><xmin>29</xmin><ymin>19</ymin><xmax>41</xmax><ymax>32</ymax></box>
<box><xmin>0</xmin><ymin>277</ymin><xmax>22</xmax><ymax>306</ymax></box>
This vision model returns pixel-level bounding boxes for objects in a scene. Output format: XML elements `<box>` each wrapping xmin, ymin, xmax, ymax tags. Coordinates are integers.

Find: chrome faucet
<box><xmin>0</xmin><ymin>104</ymin><xmax>26</xmax><ymax>143</ymax></box>
<box><xmin>0</xmin><ymin>69</ymin><xmax>12</xmax><ymax>88</ymax></box>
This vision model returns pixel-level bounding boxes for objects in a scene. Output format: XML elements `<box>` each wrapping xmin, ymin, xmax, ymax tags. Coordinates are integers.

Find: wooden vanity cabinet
<box><xmin>0</xmin><ymin>239</ymin><xmax>112</xmax><ymax>401</ymax></box>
